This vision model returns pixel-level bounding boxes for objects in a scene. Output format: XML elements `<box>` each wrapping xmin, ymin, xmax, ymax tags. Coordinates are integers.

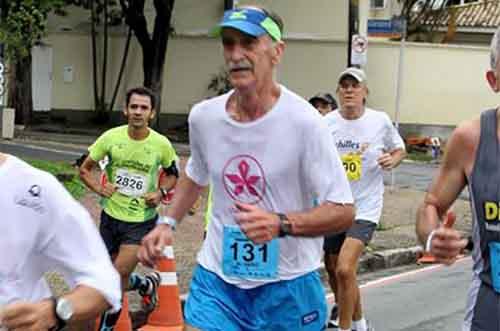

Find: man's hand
<box><xmin>1</xmin><ymin>300</ymin><xmax>57</xmax><ymax>331</ymax></box>
<box><xmin>429</xmin><ymin>227</ymin><xmax>468</xmax><ymax>265</ymax></box>
<box><xmin>234</xmin><ymin>202</ymin><xmax>280</xmax><ymax>244</ymax></box>
<box><xmin>138</xmin><ymin>224</ymin><xmax>174</xmax><ymax>268</ymax></box>
<box><xmin>144</xmin><ymin>191</ymin><xmax>162</xmax><ymax>207</ymax></box>
<box><xmin>377</xmin><ymin>152</ymin><xmax>396</xmax><ymax>170</ymax></box>
<box><xmin>99</xmin><ymin>183</ymin><xmax>116</xmax><ymax>198</ymax></box>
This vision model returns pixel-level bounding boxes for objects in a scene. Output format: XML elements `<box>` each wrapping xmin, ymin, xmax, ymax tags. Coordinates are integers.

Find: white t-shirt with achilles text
<box><xmin>324</xmin><ymin>108</ymin><xmax>405</xmax><ymax>224</ymax></box>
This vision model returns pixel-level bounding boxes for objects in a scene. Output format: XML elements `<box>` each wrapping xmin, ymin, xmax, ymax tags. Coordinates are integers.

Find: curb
<box><xmin>317</xmin><ymin>246</ymin><xmax>423</xmax><ymax>282</ymax></box>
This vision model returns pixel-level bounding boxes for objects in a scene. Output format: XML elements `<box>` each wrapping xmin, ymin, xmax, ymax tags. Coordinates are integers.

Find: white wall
<box><xmin>364</xmin><ymin>40</ymin><xmax>496</xmax><ymax>126</ymax></box>
<box><xmin>45</xmin><ymin>0</ymin><xmax>348</xmax><ymax>114</ymax></box>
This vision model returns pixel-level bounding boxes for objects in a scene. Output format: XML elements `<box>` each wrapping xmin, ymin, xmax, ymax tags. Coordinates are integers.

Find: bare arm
<box><xmin>416</xmin><ymin>127</ymin><xmax>469</xmax><ymax>245</ymax></box>
<box><xmin>144</xmin><ymin>172</ymin><xmax>177</xmax><ymax>207</ymax></box>
<box><xmin>1</xmin><ymin>286</ymin><xmax>110</xmax><ymax>330</ymax></box>
<box><xmin>377</xmin><ymin>147</ymin><xmax>406</xmax><ymax>170</ymax></box>
<box><xmin>416</xmin><ymin>125</ymin><xmax>474</xmax><ymax>264</ymax></box>
<box><xmin>138</xmin><ymin>174</ymin><xmax>204</xmax><ymax>267</ymax></box>
<box><xmin>79</xmin><ymin>156</ymin><xmax>115</xmax><ymax>197</ymax></box>
<box><xmin>286</xmin><ymin>202</ymin><xmax>354</xmax><ymax>236</ymax></box>
<box><xmin>164</xmin><ymin>174</ymin><xmax>204</xmax><ymax>221</ymax></box>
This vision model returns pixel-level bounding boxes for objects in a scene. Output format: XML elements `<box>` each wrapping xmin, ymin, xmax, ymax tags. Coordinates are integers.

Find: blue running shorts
<box><xmin>184</xmin><ymin>265</ymin><xmax>327</xmax><ymax>331</ymax></box>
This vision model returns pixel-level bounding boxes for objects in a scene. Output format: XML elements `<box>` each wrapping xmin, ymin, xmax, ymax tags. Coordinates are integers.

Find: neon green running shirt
<box><xmin>89</xmin><ymin>125</ymin><xmax>178</xmax><ymax>222</ymax></box>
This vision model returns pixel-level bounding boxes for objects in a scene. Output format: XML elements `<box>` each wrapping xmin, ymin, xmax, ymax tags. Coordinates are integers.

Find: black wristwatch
<box><xmin>277</xmin><ymin>213</ymin><xmax>292</xmax><ymax>237</ymax></box>
<box><xmin>159</xmin><ymin>187</ymin><xmax>168</xmax><ymax>199</ymax></box>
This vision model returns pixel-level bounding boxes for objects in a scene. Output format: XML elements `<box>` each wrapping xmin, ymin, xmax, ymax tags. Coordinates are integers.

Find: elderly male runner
<box><xmin>139</xmin><ymin>5</ymin><xmax>354</xmax><ymax>331</ymax></box>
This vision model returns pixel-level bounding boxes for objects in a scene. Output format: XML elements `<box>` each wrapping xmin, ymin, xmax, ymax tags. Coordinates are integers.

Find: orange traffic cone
<box><xmin>139</xmin><ymin>246</ymin><xmax>184</xmax><ymax>331</ymax></box>
<box><xmin>95</xmin><ymin>294</ymin><xmax>132</xmax><ymax>331</ymax></box>
<box><xmin>417</xmin><ymin>211</ymin><xmax>456</xmax><ymax>264</ymax></box>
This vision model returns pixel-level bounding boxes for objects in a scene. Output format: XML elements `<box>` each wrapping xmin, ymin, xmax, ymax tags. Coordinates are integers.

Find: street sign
<box><xmin>368</xmin><ymin>18</ymin><xmax>404</xmax><ymax>37</ymax></box>
<box><xmin>351</xmin><ymin>34</ymin><xmax>368</xmax><ymax>66</ymax></box>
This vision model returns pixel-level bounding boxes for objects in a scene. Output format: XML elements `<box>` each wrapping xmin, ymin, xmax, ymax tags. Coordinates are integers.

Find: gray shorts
<box><xmin>323</xmin><ymin>219</ymin><xmax>376</xmax><ymax>255</ymax></box>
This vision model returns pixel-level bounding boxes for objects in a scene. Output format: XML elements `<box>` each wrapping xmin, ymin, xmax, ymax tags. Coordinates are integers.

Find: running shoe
<box><xmin>139</xmin><ymin>271</ymin><xmax>161</xmax><ymax>312</ymax></box>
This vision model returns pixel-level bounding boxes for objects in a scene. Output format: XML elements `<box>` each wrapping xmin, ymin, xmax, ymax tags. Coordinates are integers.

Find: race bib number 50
<box><xmin>115</xmin><ymin>168</ymin><xmax>147</xmax><ymax>197</ymax></box>
<box><xmin>341</xmin><ymin>154</ymin><xmax>362</xmax><ymax>181</ymax></box>
<box><xmin>222</xmin><ymin>226</ymin><xmax>279</xmax><ymax>280</ymax></box>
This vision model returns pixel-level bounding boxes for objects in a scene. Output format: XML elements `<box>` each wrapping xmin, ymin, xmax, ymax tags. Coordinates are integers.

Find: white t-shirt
<box><xmin>0</xmin><ymin>155</ymin><xmax>121</xmax><ymax>311</ymax></box>
<box><xmin>324</xmin><ymin>108</ymin><xmax>405</xmax><ymax>224</ymax></box>
<box><xmin>186</xmin><ymin>86</ymin><xmax>353</xmax><ymax>289</ymax></box>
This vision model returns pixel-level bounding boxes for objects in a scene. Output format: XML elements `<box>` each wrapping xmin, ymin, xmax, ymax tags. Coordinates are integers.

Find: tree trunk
<box><xmin>9</xmin><ymin>56</ymin><xmax>33</xmax><ymax>126</ymax></box>
<box><xmin>108</xmin><ymin>27</ymin><xmax>132</xmax><ymax>113</ymax></box>
<box><xmin>148</xmin><ymin>0</ymin><xmax>175</xmax><ymax>128</ymax></box>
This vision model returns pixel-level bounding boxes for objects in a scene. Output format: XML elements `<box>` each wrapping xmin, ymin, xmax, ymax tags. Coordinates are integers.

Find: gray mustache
<box><xmin>227</xmin><ymin>61</ymin><xmax>253</xmax><ymax>71</ymax></box>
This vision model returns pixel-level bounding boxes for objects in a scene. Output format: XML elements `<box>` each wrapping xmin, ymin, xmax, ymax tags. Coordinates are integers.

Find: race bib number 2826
<box><xmin>115</xmin><ymin>168</ymin><xmax>147</xmax><ymax>197</ymax></box>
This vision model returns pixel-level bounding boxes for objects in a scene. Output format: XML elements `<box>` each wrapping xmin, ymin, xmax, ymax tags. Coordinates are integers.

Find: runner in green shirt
<box><xmin>79</xmin><ymin>86</ymin><xmax>178</xmax><ymax>330</ymax></box>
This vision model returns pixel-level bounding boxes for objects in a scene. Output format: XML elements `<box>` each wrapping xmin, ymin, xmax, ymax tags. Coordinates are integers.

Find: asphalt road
<box><xmin>327</xmin><ymin>258</ymin><xmax>472</xmax><ymax>331</ymax></box>
<box><xmin>385</xmin><ymin>162</ymin><xmax>470</xmax><ymax>199</ymax></box>
<box><xmin>0</xmin><ymin>140</ymin><xmax>86</xmax><ymax>162</ymax></box>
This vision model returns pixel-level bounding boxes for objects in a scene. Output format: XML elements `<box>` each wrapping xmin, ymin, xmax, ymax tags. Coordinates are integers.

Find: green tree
<box><xmin>0</xmin><ymin>0</ymin><xmax>65</xmax><ymax>125</ymax></box>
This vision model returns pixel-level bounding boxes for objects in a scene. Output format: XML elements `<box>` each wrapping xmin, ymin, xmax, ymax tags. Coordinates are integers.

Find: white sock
<box><xmin>353</xmin><ymin>318</ymin><xmax>367</xmax><ymax>331</ymax></box>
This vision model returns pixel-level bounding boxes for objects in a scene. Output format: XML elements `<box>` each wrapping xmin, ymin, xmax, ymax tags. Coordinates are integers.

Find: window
<box><xmin>370</xmin><ymin>0</ymin><xmax>386</xmax><ymax>10</ymax></box>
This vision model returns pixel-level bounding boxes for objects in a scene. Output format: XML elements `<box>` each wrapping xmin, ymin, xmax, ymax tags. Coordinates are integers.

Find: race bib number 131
<box><xmin>222</xmin><ymin>226</ymin><xmax>279</xmax><ymax>280</ymax></box>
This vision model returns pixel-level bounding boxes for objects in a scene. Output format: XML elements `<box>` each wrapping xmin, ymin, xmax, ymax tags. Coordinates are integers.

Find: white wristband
<box><xmin>157</xmin><ymin>215</ymin><xmax>177</xmax><ymax>231</ymax></box>
<box><xmin>425</xmin><ymin>229</ymin><xmax>437</xmax><ymax>252</ymax></box>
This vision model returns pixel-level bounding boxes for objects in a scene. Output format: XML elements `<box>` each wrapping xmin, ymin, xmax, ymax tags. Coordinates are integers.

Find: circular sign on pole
<box><xmin>351</xmin><ymin>34</ymin><xmax>368</xmax><ymax>66</ymax></box>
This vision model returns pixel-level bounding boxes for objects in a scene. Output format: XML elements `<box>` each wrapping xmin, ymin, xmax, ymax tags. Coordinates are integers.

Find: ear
<box><xmin>486</xmin><ymin>70</ymin><xmax>499</xmax><ymax>92</ymax></box>
<box><xmin>271</xmin><ymin>41</ymin><xmax>285</xmax><ymax>65</ymax></box>
<box><xmin>123</xmin><ymin>107</ymin><xmax>128</xmax><ymax>117</ymax></box>
<box><xmin>149</xmin><ymin>109</ymin><xmax>156</xmax><ymax>121</ymax></box>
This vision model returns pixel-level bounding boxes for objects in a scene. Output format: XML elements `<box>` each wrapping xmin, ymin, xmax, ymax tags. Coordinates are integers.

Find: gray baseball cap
<box><xmin>338</xmin><ymin>67</ymin><xmax>367</xmax><ymax>83</ymax></box>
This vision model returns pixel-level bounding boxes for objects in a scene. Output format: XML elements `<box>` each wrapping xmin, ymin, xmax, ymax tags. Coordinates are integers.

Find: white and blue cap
<box><xmin>211</xmin><ymin>8</ymin><xmax>282</xmax><ymax>41</ymax></box>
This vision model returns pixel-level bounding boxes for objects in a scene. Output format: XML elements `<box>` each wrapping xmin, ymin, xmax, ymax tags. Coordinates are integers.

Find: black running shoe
<box><xmin>330</xmin><ymin>304</ymin><xmax>338</xmax><ymax>322</ymax></box>
<box><xmin>139</xmin><ymin>271</ymin><xmax>161</xmax><ymax>312</ymax></box>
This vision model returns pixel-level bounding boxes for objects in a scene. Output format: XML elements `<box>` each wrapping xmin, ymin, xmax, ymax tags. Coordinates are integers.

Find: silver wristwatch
<box><xmin>53</xmin><ymin>297</ymin><xmax>74</xmax><ymax>330</ymax></box>
<box><xmin>157</xmin><ymin>215</ymin><xmax>177</xmax><ymax>230</ymax></box>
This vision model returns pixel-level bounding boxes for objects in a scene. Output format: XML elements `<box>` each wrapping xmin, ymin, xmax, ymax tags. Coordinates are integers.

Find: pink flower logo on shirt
<box><xmin>222</xmin><ymin>155</ymin><xmax>266</xmax><ymax>204</ymax></box>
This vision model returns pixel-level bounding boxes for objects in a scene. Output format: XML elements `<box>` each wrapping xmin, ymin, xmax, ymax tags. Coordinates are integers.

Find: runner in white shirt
<box><xmin>0</xmin><ymin>153</ymin><xmax>121</xmax><ymax>331</ymax></box>
<box><xmin>138</xmin><ymin>5</ymin><xmax>355</xmax><ymax>331</ymax></box>
<box><xmin>323</xmin><ymin>67</ymin><xmax>406</xmax><ymax>331</ymax></box>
